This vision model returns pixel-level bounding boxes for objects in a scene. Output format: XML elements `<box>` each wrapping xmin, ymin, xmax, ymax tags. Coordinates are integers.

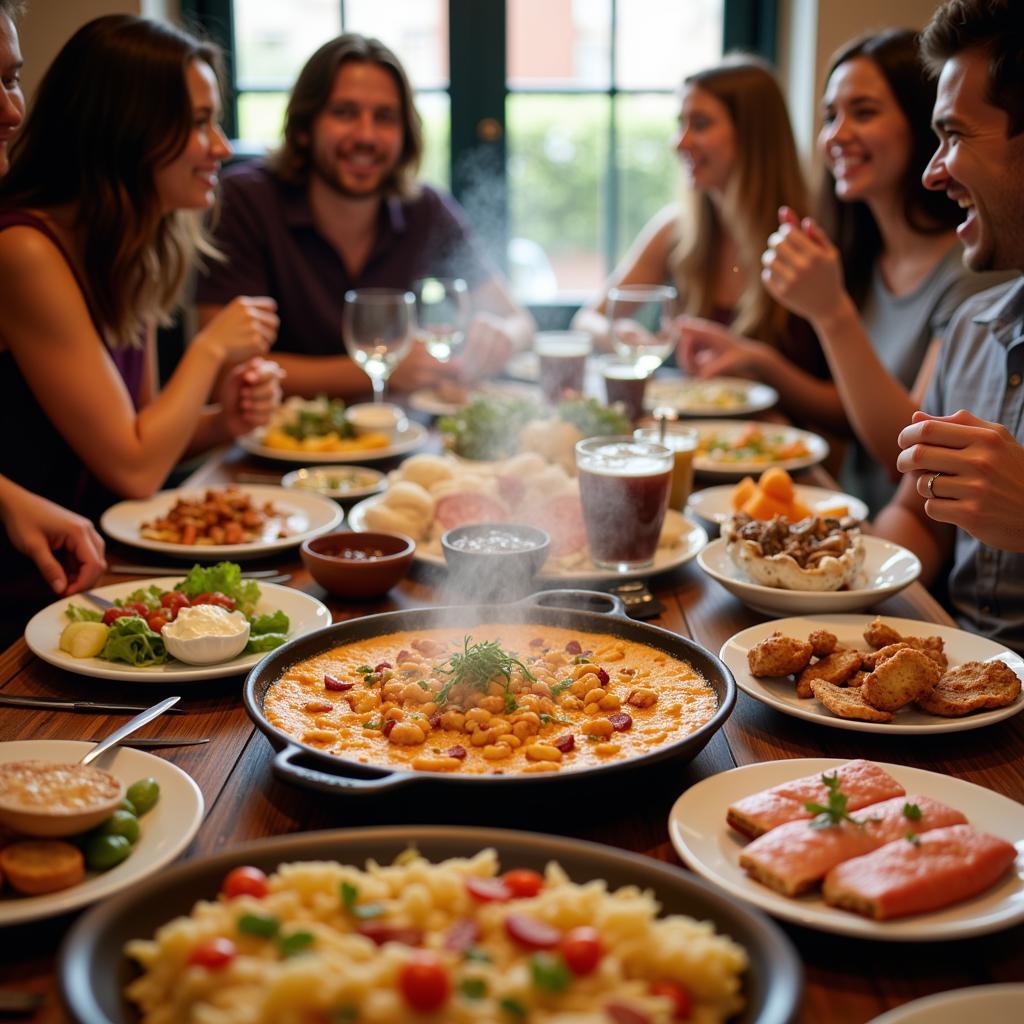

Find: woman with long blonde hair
<box><xmin>574</xmin><ymin>55</ymin><xmax>838</xmax><ymax>431</ymax></box>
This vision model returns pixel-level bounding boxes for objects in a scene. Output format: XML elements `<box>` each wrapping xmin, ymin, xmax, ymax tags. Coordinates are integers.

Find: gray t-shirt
<box><xmin>841</xmin><ymin>245</ymin><xmax>1015</xmax><ymax>513</ymax></box>
<box><xmin>923</xmin><ymin>277</ymin><xmax>1024</xmax><ymax>653</ymax></box>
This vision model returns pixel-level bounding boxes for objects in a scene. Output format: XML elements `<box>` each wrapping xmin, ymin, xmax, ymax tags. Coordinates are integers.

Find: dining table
<box><xmin>1</xmin><ymin>421</ymin><xmax>1022</xmax><ymax>1024</ymax></box>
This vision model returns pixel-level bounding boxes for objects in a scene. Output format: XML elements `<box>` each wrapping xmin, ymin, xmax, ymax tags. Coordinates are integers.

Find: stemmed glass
<box><xmin>413</xmin><ymin>277</ymin><xmax>470</xmax><ymax>363</ymax></box>
<box><xmin>342</xmin><ymin>288</ymin><xmax>416</xmax><ymax>403</ymax></box>
<box><xmin>607</xmin><ymin>284</ymin><xmax>679</xmax><ymax>378</ymax></box>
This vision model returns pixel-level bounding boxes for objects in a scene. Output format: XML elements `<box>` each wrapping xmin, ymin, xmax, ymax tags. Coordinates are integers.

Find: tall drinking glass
<box><xmin>607</xmin><ymin>284</ymin><xmax>678</xmax><ymax>378</ymax></box>
<box><xmin>343</xmin><ymin>288</ymin><xmax>416</xmax><ymax>403</ymax></box>
<box><xmin>413</xmin><ymin>277</ymin><xmax>470</xmax><ymax>363</ymax></box>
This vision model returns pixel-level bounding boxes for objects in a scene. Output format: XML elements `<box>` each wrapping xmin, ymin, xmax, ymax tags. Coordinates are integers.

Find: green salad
<box><xmin>63</xmin><ymin>562</ymin><xmax>290</xmax><ymax>668</ymax></box>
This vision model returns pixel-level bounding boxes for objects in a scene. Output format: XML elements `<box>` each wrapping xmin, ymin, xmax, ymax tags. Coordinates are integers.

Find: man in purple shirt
<box><xmin>196</xmin><ymin>33</ymin><xmax>534</xmax><ymax>399</ymax></box>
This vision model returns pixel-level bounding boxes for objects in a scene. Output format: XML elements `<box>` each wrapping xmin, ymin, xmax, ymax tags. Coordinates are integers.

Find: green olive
<box><xmin>96</xmin><ymin>809</ymin><xmax>141</xmax><ymax>845</ymax></box>
<box><xmin>118</xmin><ymin>797</ymin><xmax>137</xmax><ymax>815</ymax></box>
<box><xmin>84</xmin><ymin>834</ymin><xmax>132</xmax><ymax>871</ymax></box>
<box><xmin>126</xmin><ymin>778</ymin><xmax>160</xmax><ymax>816</ymax></box>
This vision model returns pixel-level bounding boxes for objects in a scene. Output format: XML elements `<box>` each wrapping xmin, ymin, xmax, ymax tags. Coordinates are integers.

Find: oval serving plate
<box><xmin>60</xmin><ymin>825</ymin><xmax>801</xmax><ymax>1024</ymax></box>
<box><xmin>281</xmin><ymin>464</ymin><xmax>386</xmax><ymax>501</ymax></box>
<box><xmin>669</xmin><ymin>758</ymin><xmax>1024</xmax><ymax>941</ymax></box>
<box><xmin>239</xmin><ymin>420</ymin><xmax>428</xmax><ymax>464</ymax></box>
<box><xmin>0</xmin><ymin>740</ymin><xmax>203</xmax><ymax>926</ymax></box>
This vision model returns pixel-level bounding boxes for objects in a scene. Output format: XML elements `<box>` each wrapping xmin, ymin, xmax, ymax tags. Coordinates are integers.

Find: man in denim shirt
<box><xmin>874</xmin><ymin>0</ymin><xmax>1024</xmax><ymax>651</ymax></box>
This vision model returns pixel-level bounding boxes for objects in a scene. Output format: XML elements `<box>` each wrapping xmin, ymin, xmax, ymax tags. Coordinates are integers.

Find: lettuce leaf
<box><xmin>101</xmin><ymin>616</ymin><xmax>168</xmax><ymax>667</ymax></box>
<box><xmin>175</xmin><ymin>562</ymin><xmax>262</xmax><ymax>616</ymax></box>
<box><xmin>66</xmin><ymin>604</ymin><xmax>102</xmax><ymax>623</ymax></box>
<box><xmin>250</xmin><ymin>609</ymin><xmax>289</xmax><ymax>636</ymax></box>
<box><xmin>116</xmin><ymin>585</ymin><xmax>165</xmax><ymax>611</ymax></box>
<box><xmin>245</xmin><ymin>632</ymin><xmax>288</xmax><ymax>653</ymax></box>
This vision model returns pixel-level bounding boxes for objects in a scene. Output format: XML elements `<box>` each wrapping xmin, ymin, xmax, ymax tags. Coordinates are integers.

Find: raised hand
<box><xmin>195</xmin><ymin>295</ymin><xmax>279</xmax><ymax>363</ymax></box>
<box><xmin>897</xmin><ymin>408</ymin><xmax>1024</xmax><ymax>552</ymax></box>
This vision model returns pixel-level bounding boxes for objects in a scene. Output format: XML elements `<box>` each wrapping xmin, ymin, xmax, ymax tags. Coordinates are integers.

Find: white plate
<box><xmin>408</xmin><ymin>380</ymin><xmax>542</xmax><ymax>417</ymax></box>
<box><xmin>101</xmin><ymin>485</ymin><xmax>342</xmax><ymax>560</ymax></box>
<box><xmin>0</xmin><ymin>740</ymin><xmax>203</xmax><ymax>925</ymax></box>
<box><xmin>720</xmin><ymin>614</ymin><xmax>1024</xmax><ymax>734</ymax></box>
<box><xmin>668</xmin><ymin>757</ymin><xmax>1024</xmax><ymax>941</ymax></box>
<box><xmin>348</xmin><ymin>495</ymin><xmax>708</xmax><ymax>583</ymax></box>
<box><xmin>280</xmin><ymin>465</ymin><xmax>386</xmax><ymax>501</ymax></box>
<box><xmin>645</xmin><ymin>376</ymin><xmax>779</xmax><ymax>418</ymax></box>
<box><xmin>698</xmin><ymin>537</ymin><xmax>921</xmax><ymax>615</ymax></box>
<box><xmin>687</xmin><ymin>484</ymin><xmax>868</xmax><ymax>531</ymax></box>
<box><xmin>868</xmin><ymin>985</ymin><xmax>1024</xmax><ymax>1024</ymax></box>
<box><xmin>238</xmin><ymin>421</ymin><xmax>428</xmax><ymax>463</ymax></box>
<box><xmin>24</xmin><ymin>579</ymin><xmax>331</xmax><ymax>682</ymax></box>
<box><xmin>688</xmin><ymin>419</ymin><xmax>829</xmax><ymax>478</ymax></box>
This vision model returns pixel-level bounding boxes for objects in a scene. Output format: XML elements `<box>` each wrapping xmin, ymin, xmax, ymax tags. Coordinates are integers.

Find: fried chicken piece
<box><xmin>811</xmin><ymin>681</ymin><xmax>894</xmax><ymax>723</ymax></box>
<box><xmin>808</xmin><ymin>629</ymin><xmax>838</xmax><ymax>658</ymax></box>
<box><xmin>862</xmin><ymin>618</ymin><xmax>948</xmax><ymax>670</ymax></box>
<box><xmin>795</xmin><ymin>649</ymin><xmax>864</xmax><ymax>698</ymax></box>
<box><xmin>861</xmin><ymin>648</ymin><xmax>941</xmax><ymax>712</ymax></box>
<box><xmin>916</xmin><ymin>660</ymin><xmax>1022</xmax><ymax>717</ymax></box>
<box><xmin>861</xmin><ymin>643</ymin><xmax>910</xmax><ymax>670</ymax></box>
<box><xmin>863</xmin><ymin>617</ymin><xmax>903</xmax><ymax>649</ymax></box>
<box><xmin>748</xmin><ymin>632</ymin><xmax>814</xmax><ymax>677</ymax></box>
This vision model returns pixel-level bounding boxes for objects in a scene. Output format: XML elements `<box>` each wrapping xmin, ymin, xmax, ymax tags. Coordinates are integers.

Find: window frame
<box><xmin>182</xmin><ymin>0</ymin><xmax>775</xmax><ymax>312</ymax></box>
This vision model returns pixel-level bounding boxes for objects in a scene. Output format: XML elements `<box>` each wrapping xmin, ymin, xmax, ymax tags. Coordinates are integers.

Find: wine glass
<box><xmin>413</xmin><ymin>277</ymin><xmax>470</xmax><ymax>363</ymax></box>
<box><xmin>607</xmin><ymin>284</ymin><xmax>679</xmax><ymax>377</ymax></box>
<box><xmin>342</xmin><ymin>288</ymin><xmax>416</xmax><ymax>403</ymax></box>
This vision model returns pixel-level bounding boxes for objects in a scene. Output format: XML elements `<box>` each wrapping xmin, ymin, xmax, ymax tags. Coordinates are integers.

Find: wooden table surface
<box><xmin>2</xmin><ymin>439</ymin><xmax>1022</xmax><ymax>1023</ymax></box>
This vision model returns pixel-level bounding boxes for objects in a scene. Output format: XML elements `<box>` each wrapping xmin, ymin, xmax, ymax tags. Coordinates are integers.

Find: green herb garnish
<box><xmin>464</xmin><ymin>947</ymin><xmax>493</xmax><ymax>963</ymax></box>
<box><xmin>238</xmin><ymin>912</ymin><xmax>280</xmax><ymax>937</ymax></box>
<box><xmin>363</xmin><ymin>719</ymin><xmax>381</xmax><ymax>731</ymax></box>
<box><xmin>903</xmin><ymin>802</ymin><xmax>922</xmax><ymax>821</ymax></box>
<box><xmin>530</xmin><ymin>952</ymin><xmax>571</xmax><ymax>993</ymax></box>
<box><xmin>805</xmin><ymin>773</ymin><xmax>868</xmax><ymax>830</ymax></box>
<box><xmin>550</xmin><ymin>677</ymin><xmax>574</xmax><ymax>698</ymax></box>
<box><xmin>278</xmin><ymin>930</ymin><xmax>315</xmax><ymax>957</ymax></box>
<box><xmin>905</xmin><ymin>831</ymin><xmax>921</xmax><ymax>846</ymax></box>
<box><xmin>499</xmin><ymin>996</ymin><xmax>528</xmax><ymax>1018</ymax></box>
<box><xmin>434</xmin><ymin>637</ymin><xmax>535</xmax><ymax>708</ymax></box>
<box><xmin>458</xmin><ymin>977</ymin><xmax>488</xmax><ymax>1000</ymax></box>
<box><xmin>340</xmin><ymin>881</ymin><xmax>385</xmax><ymax>919</ymax></box>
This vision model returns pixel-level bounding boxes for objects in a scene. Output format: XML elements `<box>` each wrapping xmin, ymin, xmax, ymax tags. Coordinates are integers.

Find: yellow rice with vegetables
<box><xmin>125</xmin><ymin>849</ymin><xmax>747</xmax><ymax>1023</ymax></box>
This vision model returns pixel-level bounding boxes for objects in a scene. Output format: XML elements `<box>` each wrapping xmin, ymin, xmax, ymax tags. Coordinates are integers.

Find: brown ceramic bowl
<box><xmin>300</xmin><ymin>530</ymin><xmax>415</xmax><ymax>599</ymax></box>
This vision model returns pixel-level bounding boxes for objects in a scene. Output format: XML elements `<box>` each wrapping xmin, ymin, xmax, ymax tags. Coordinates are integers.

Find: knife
<box><xmin>0</xmin><ymin>695</ymin><xmax>187</xmax><ymax>713</ymax></box>
<box><xmin>87</xmin><ymin>735</ymin><xmax>210</xmax><ymax>748</ymax></box>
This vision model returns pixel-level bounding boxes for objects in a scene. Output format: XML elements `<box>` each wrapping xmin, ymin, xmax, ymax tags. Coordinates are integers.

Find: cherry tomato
<box><xmin>504</xmin><ymin>913</ymin><xmax>561</xmax><ymax>950</ymax></box>
<box><xmin>191</xmin><ymin>592</ymin><xmax>236</xmax><ymax>611</ymax></box>
<box><xmin>186</xmin><ymin>937</ymin><xmax>237</xmax><ymax>970</ymax></box>
<box><xmin>123</xmin><ymin>602</ymin><xmax>151</xmax><ymax>617</ymax></box>
<box><xmin>222</xmin><ymin>865</ymin><xmax>269</xmax><ymax>899</ymax></box>
<box><xmin>146</xmin><ymin>611</ymin><xmax>171</xmax><ymax>633</ymax></box>
<box><xmin>465</xmin><ymin>876</ymin><xmax>512</xmax><ymax>902</ymax></box>
<box><xmin>560</xmin><ymin>926</ymin><xmax>603</xmax><ymax>976</ymax></box>
<box><xmin>161</xmin><ymin>591</ymin><xmax>191</xmax><ymax>616</ymax></box>
<box><xmin>501</xmin><ymin>868</ymin><xmax>545</xmax><ymax>899</ymax></box>
<box><xmin>102</xmin><ymin>607</ymin><xmax>136</xmax><ymax>626</ymax></box>
<box><xmin>398</xmin><ymin>952</ymin><xmax>451</xmax><ymax>1012</ymax></box>
<box><xmin>649</xmin><ymin>979</ymin><xmax>692</xmax><ymax>1020</ymax></box>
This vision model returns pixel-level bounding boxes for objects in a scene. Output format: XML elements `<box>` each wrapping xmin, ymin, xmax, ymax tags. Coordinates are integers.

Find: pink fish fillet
<box><xmin>727</xmin><ymin>759</ymin><xmax>905</xmax><ymax>839</ymax></box>
<box><xmin>739</xmin><ymin>795</ymin><xmax>966</xmax><ymax>896</ymax></box>
<box><xmin>823</xmin><ymin>824</ymin><xmax>1018</xmax><ymax>920</ymax></box>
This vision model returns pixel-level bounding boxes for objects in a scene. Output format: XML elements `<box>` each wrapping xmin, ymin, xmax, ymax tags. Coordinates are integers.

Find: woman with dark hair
<box><xmin>0</xmin><ymin>15</ymin><xmax>281</xmax><ymax>607</ymax></box>
<box><xmin>576</xmin><ymin>56</ymin><xmax>839</xmax><ymax>433</ymax></box>
<box><xmin>762</xmin><ymin>29</ymin><xmax>1012</xmax><ymax>510</ymax></box>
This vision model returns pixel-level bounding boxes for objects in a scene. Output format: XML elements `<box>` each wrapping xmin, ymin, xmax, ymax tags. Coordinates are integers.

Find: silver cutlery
<box><xmin>108</xmin><ymin>564</ymin><xmax>285</xmax><ymax>579</ymax></box>
<box><xmin>0</xmin><ymin>694</ymin><xmax>186</xmax><ymax>713</ymax></box>
<box><xmin>80</xmin><ymin>696</ymin><xmax>180</xmax><ymax>765</ymax></box>
<box><xmin>82</xmin><ymin>590</ymin><xmax>115</xmax><ymax>610</ymax></box>
<box><xmin>86</xmin><ymin>735</ymin><xmax>209</xmax><ymax>748</ymax></box>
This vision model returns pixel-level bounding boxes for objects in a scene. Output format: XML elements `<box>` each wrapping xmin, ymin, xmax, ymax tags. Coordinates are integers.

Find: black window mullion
<box><xmin>605</xmin><ymin>0</ymin><xmax>619</xmax><ymax>276</ymax></box>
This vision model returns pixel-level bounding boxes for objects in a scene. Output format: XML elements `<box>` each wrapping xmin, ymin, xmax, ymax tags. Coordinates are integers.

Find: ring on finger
<box><xmin>926</xmin><ymin>471</ymin><xmax>942</xmax><ymax>499</ymax></box>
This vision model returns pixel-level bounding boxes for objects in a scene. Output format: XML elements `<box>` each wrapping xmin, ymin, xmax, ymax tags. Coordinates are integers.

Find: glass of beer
<box><xmin>634</xmin><ymin>424</ymin><xmax>699</xmax><ymax>510</ymax></box>
<box><xmin>575</xmin><ymin>436</ymin><xmax>673</xmax><ymax>571</ymax></box>
<box><xmin>535</xmin><ymin>330</ymin><xmax>592</xmax><ymax>404</ymax></box>
<box><xmin>602</xmin><ymin>359</ymin><xmax>651</xmax><ymax>422</ymax></box>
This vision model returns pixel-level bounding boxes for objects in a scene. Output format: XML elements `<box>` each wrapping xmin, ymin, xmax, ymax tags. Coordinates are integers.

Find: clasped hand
<box><xmin>897</xmin><ymin>408</ymin><xmax>1024</xmax><ymax>552</ymax></box>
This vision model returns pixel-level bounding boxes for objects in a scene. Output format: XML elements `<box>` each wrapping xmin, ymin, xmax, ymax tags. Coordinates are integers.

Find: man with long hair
<box><xmin>196</xmin><ymin>33</ymin><xmax>533</xmax><ymax>399</ymax></box>
<box><xmin>874</xmin><ymin>0</ymin><xmax>1024</xmax><ymax>653</ymax></box>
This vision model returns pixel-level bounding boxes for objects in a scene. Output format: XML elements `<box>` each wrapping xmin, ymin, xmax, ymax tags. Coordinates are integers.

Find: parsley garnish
<box><xmin>340</xmin><ymin>880</ymin><xmax>385</xmax><ymax>920</ymax></box>
<box><xmin>363</xmin><ymin>719</ymin><xmax>381</xmax><ymax>730</ymax></box>
<box><xmin>905</xmin><ymin>831</ymin><xmax>921</xmax><ymax>846</ymax></box>
<box><xmin>499</xmin><ymin>996</ymin><xmax>528</xmax><ymax>1018</ymax></box>
<box><xmin>434</xmin><ymin>637</ymin><xmax>534</xmax><ymax>708</ymax></box>
<box><xmin>550</xmin><ymin>677</ymin><xmax>573</xmax><ymax>698</ymax></box>
<box><xmin>237</xmin><ymin>912</ymin><xmax>280</xmax><ymax>937</ymax></box>
<box><xmin>530</xmin><ymin>952</ymin><xmax>571</xmax><ymax>993</ymax></box>
<box><xmin>902</xmin><ymin>802</ymin><xmax>922</xmax><ymax>821</ymax></box>
<box><xmin>458</xmin><ymin>977</ymin><xmax>488</xmax><ymax>999</ymax></box>
<box><xmin>805</xmin><ymin>773</ymin><xmax>868</xmax><ymax>830</ymax></box>
<box><xmin>278</xmin><ymin>930</ymin><xmax>315</xmax><ymax>957</ymax></box>
<box><xmin>357</xmin><ymin>665</ymin><xmax>374</xmax><ymax>675</ymax></box>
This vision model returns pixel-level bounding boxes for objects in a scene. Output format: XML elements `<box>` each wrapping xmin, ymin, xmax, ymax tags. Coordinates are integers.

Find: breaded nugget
<box><xmin>861</xmin><ymin>648</ymin><xmax>941</xmax><ymax>712</ymax></box>
<box><xmin>748</xmin><ymin>632</ymin><xmax>814</xmax><ymax>677</ymax></box>
<box><xmin>864</xmin><ymin>617</ymin><xmax>903</xmax><ymax>649</ymax></box>
<box><xmin>808</xmin><ymin>629</ymin><xmax>838</xmax><ymax>658</ymax></box>
<box><xmin>795</xmin><ymin>649</ymin><xmax>864</xmax><ymax>698</ymax></box>
<box><xmin>916</xmin><ymin>660</ymin><xmax>1022</xmax><ymax>717</ymax></box>
<box><xmin>811</xmin><ymin>680</ymin><xmax>894</xmax><ymax>723</ymax></box>
<box><xmin>907</xmin><ymin>635</ymin><xmax>948</xmax><ymax>671</ymax></box>
<box><xmin>861</xmin><ymin>643</ymin><xmax>910</xmax><ymax>670</ymax></box>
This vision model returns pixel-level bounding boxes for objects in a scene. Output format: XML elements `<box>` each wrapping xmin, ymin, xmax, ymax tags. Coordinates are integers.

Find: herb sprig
<box><xmin>434</xmin><ymin>637</ymin><xmax>535</xmax><ymax>711</ymax></box>
<box><xmin>805</xmin><ymin>773</ymin><xmax>870</xmax><ymax>830</ymax></box>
